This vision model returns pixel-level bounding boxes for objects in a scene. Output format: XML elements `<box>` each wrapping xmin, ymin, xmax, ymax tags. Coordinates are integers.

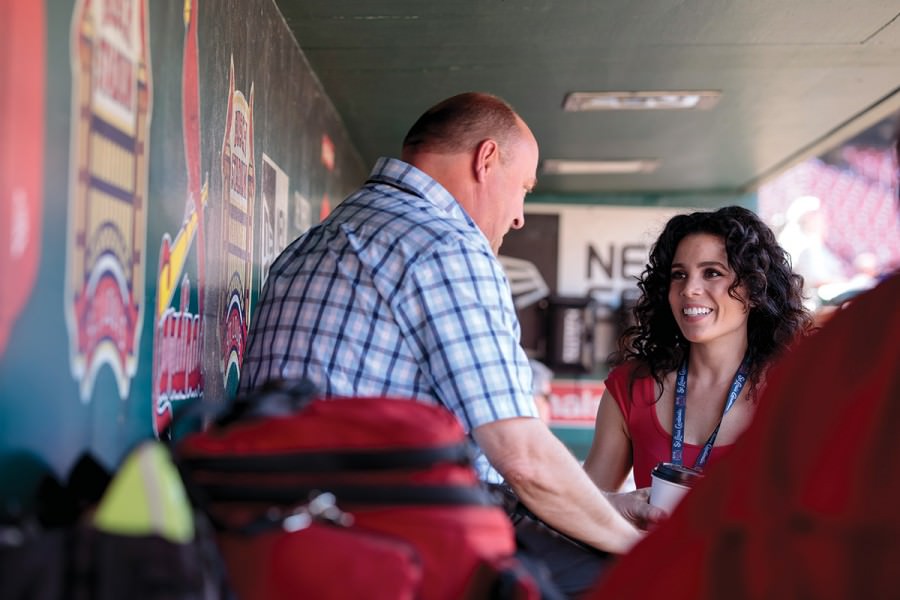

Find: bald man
<box><xmin>240</xmin><ymin>92</ymin><xmax>660</xmax><ymax>596</ymax></box>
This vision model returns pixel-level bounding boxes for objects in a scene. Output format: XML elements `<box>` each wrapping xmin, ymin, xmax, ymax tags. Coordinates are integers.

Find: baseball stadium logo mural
<box><xmin>151</xmin><ymin>0</ymin><xmax>205</xmax><ymax>437</ymax></box>
<box><xmin>220</xmin><ymin>57</ymin><xmax>255</xmax><ymax>396</ymax></box>
<box><xmin>65</xmin><ymin>0</ymin><xmax>151</xmax><ymax>402</ymax></box>
<box><xmin>0</xmin><ymin>1</ymin><xmax>44</xmax><ymax>359</ymax></box>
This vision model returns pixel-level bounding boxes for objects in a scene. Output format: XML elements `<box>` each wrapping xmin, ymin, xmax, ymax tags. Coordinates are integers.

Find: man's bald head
<box><xmin>401</xmin><ymin>92</ymin><xmax>524</xmax><ymax>164</ymax></box>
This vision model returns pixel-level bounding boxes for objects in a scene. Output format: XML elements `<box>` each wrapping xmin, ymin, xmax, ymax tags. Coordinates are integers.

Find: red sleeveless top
<box><xmin>605</xmin><ymin>361</ymin><xmax>733</xmax><ymax>488</ymax></box>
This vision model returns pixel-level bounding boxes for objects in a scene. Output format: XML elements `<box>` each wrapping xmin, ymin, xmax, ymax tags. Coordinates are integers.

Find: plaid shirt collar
<box><xmin>366</xmin><ymin>157</ymin><xmax>476</xmax><ymax>230</ymax></box>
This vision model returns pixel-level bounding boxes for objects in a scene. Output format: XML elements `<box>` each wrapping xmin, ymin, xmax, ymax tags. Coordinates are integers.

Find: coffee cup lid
<box><xmin>651</xmin><ymin>462</ymin><xmax>704</xmax><ymax>486</ymax></box>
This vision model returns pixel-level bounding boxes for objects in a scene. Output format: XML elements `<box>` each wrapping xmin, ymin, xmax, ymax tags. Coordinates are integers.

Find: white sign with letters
<box><xmin>523</xmin><ymin>204</ymin><xmax>695</xmax><ymax>308</ymax></box>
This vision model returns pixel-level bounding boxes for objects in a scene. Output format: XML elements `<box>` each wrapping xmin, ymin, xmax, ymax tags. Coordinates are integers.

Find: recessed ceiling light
<box><xmin>563</xmin><ymin>91</ymin><xmax>721</xmax><ymax>111</ymax></box>
<box><xmin>541</xmin><ymin>159</ymin><xmax>660</xmax><ymax>175</ymax></box>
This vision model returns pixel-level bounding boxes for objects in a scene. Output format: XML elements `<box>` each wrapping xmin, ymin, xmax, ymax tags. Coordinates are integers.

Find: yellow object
<box><xmin>93</xmin><ymin>441</ymin><xmax>195</xmax><ymax>543</ymax></box>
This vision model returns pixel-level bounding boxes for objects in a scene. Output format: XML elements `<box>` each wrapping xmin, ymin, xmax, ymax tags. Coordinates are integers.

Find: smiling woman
<box><xmin>583</xmin><ymin>206</ymin><xmax>814</xmax><ymax>495</ymax></box>
<box><xmin>668</xmin><ymin>233</ymin><xmax>752</xmax><ymax>348</ymax></box>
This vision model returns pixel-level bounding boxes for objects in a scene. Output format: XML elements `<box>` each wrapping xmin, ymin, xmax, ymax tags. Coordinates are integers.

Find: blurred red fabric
<box><xmin>589</xmin><ymin>273</ymin><xmax>900</xmax><ymax>600</ymax></box>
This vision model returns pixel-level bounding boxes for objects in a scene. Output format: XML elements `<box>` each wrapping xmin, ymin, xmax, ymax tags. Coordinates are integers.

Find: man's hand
<box><xmin>474</xmin><ymin>417</ymin><xmax>642</xmax><ymax>553</ymax></box>
<box><xmin>605</xmin><ymin>488</ymin><xmax>668</xmax><ymax>531</ymax></box>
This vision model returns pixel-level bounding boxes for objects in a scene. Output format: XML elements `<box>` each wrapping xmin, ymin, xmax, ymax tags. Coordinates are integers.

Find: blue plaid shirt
<box><xmin>239</xmin><ymin>157</ymin><xmax>536</xmax><ymax>482</ymax></box>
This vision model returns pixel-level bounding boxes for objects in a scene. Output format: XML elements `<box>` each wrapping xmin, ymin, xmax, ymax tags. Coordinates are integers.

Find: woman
<box><xmin>583</xmin><ymin>206</ymin><xmax>812</xmax><ymax>493</ymax></box>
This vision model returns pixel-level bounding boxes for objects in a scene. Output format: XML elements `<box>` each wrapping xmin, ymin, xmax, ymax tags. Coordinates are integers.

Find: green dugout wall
<box><xmin>0</xmin><ymin>0</ymin><xmax>366</xmax><ymax>508</ymax></box>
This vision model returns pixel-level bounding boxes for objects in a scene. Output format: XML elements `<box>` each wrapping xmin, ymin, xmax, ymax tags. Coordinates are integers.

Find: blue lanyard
<box><xmin>671</xmin><ymin>353</ymin><xmax>750</xmax><ymax>469</ymax></box>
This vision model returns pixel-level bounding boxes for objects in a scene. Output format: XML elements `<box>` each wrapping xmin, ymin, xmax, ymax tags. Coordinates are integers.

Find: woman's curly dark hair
<box><xmin>615</xmin><ymin>205</ymin><xmax>813</xmax><ymax>391</ymax></box>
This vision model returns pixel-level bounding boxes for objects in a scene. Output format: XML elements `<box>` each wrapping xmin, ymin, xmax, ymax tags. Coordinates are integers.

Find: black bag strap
<box><xmin>179</xmin><ymin>440</ymin><xmax>474</xmax><ymax>474</ymax></box>
<box><xmin>213</xmin><ymin>378</ymin><xmax>319</xmax><ymax>428</ymax></box>
<box><xmin>189</xmin><ymin>481</ymin><xmax>495</xmax><ymax>537</ymax></box>
<box><xmin>159</xmin><ymin>378</ymin><xmax>320</xmax><ymax>442</ymax></box>
<box><xmin>198</xmin><ymin>482</ymin><xmax>496</xmax><ymax>507</ymax></box>
<box><xmin>205</xmin><ymin>491</ymin><xmax>354</xmax><ymax>537</ymax></box>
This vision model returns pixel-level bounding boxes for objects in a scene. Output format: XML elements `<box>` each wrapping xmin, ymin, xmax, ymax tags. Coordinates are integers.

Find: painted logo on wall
<box><xmin>260</xmin><ymin>154</ymin><xmax>289</xmax><ymax>286</ymax></box>
<box><xmin>220</xmin><ymin>57</ymin><xmax>255</xmax><ymax>396</ymax></box>
<box><xmin>151</xmin><ymin>0</ymin><xmax>205</xmax><ymax>437</ymax></box>
<box><xmin>66</xmin><ymin>0</ymin><xmax>152</xmax><ymax>401</ymax></box>
<box><xmin>0</xmin><ymin>0</ymin><xmax>45</xmax><ymax>358</ymax></box>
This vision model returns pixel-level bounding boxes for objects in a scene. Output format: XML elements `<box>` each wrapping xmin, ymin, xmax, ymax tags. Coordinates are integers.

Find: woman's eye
<box><xmin>670</xmin><ymin>271</ymin><xmax>686</xmax><ymax>280</ymax></box>
<box><xmin>705</xmin><ymin>269</ymin><xmax>722</xmax><ymax>278</ymax></box>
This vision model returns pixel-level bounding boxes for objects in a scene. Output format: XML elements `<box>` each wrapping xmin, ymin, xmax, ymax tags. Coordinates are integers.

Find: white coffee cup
<box><xmin>649</xmin><ymin>462</ymin><xmax>703</xmax><ymax>513</ymax></box>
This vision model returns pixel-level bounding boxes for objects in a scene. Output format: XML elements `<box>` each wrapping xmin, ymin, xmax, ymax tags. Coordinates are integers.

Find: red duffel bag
<box><xmin>176</xmin><ymin>388</ymin><xmax>537</xmax><ymax>600</ymax></box>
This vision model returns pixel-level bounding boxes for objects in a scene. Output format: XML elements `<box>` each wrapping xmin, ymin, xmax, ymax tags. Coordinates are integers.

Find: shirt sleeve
<box><xmin>391</xmin><ymin>238</ymin><xmax>537</xmax><ymax>432</ymax></box>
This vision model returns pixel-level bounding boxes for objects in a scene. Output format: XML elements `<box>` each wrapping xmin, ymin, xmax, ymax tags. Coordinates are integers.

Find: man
<box><xmin>239</xmin><ymin>92</ymin><xmax>658</xmax><ymax>595</ymax></box>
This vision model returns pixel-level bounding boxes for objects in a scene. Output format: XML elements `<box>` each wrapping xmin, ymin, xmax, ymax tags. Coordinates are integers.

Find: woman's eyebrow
<box><xmin>670</xmin><ymin>260</ymin><xmax>729</xmax><ymax>270</ymax></box>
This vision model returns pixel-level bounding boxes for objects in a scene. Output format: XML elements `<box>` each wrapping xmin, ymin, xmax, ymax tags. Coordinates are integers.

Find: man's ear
<box><xmin>473</xmin><ymin>139</ymin><xmax>500</xmax><ymax>183</ymax></box>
